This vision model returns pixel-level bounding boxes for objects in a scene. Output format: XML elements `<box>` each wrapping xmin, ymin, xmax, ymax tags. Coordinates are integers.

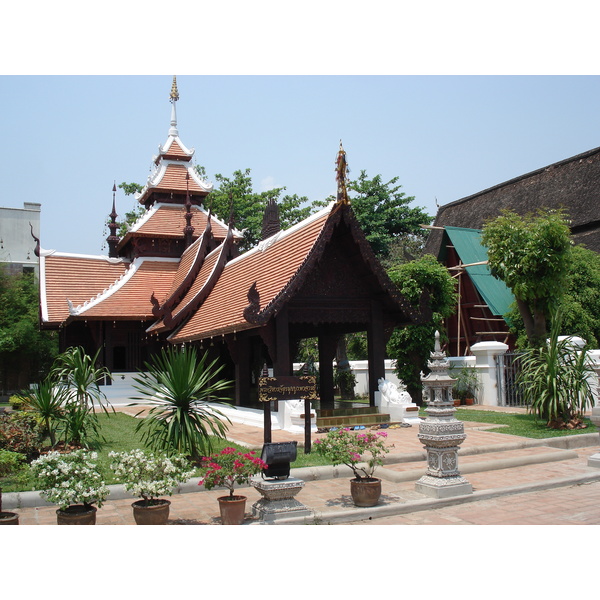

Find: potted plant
<box><xmin>30</xmin><ymin>449</ymin><xmax>109</xmax><ymax>524</ymax></box>
<box><xmin>451</xmin><ymin>365</ymin><xmax>479</xmax><ymax>406</ymax></box>
<box><xmin>0</xmin><ymin>487</ymin><xmax>19</xmax><ymax>525</ymax></box>
<box><xmin>313</xmin><ymin>427</ymin><xmax>390</xmax><ymax>507</ymax></box>
<box><xmin>109</xmin><ymin>449</ymin><xmax>195</xmax><ymax>525</ymax></box>
<box><xmin>198</xmin><ymin>447</ymin><xmax>268</xmax><ymax>525</ymax></box>
<box><xmin>0</xmin><ymin>449</ymin><xmax>25</xmax><ymax>524</ymax></box>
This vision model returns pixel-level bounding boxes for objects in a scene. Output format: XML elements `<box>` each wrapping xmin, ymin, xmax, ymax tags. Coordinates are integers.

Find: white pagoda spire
<box><xmin>169</xmin><ymin>76</ymin><xmax>179</xmax><ymax>137</ymax></box>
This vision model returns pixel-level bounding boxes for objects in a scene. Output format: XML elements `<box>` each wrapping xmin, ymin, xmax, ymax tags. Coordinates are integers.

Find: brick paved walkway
<box><xmin>5</xmin><ymin>410</ymin><xmax>600</xmax><ymax>525</ymax></box>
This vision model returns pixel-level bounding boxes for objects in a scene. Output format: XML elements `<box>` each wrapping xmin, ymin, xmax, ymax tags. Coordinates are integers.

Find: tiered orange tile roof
<box><xmin>40</xmin><ymin>253</ymin><xmax>129</xmax><ymax>326</ymax></box>
<box><xmin>71</xmin><ymin>258</ymin><xmax>180</xmax><ymax>320</ymax></box>
<box><xmin>169</xmin><ymin>205</ymin><xmax>333</xmax><ymax>342</ymax></box>
<box><xmin>157</xmin><ymin>137</ymin><xmax>192</xmax><ymax>161</ymax></box>
<box><xmin>150</xmin><ymin>162</ymin><xmax>208</xmax><ymax>195</ymax></box>
<box><xmin>117</xmin><ymin>204</ymin><xmax>237</xmax><ymax>251</ymax></box>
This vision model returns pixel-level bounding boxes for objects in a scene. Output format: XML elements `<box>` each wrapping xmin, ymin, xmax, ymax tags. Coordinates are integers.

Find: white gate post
<box><xmin>469</xmin><ymin>341</ymin><xmax>509</xmax><ymax>407</ymax></box>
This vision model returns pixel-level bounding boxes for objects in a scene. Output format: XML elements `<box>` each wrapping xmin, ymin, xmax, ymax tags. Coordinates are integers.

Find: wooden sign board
<box><xmin>258</xmin><ymin>375</ymin><xmax>317</xmax><ymax>453</ymax></box>
<box><xmin>258</xmin><ymin>375</ymin><xmax>318</xmax><ymax>403</ymax></box>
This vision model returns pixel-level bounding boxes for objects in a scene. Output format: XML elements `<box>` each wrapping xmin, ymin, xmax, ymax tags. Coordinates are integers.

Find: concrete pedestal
<box><xmin>251</xmin><ymin>477</ymin><xmax>313</xmax><ymax>523</ymax></box>
<box><xmin>588</xmin><ymin>453</ymin><xmax>600</xmax><ymax>468</ymax></box>
<box><xmin>415</xmin><ymin>474</ymin><xmax>473</xmax><ymax>498</ymax></box>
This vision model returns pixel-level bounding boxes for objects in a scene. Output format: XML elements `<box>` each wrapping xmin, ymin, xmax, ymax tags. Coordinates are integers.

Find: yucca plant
<box><xmin>51</xmin><ymin>346</ymin><xmax>112</xmax><ymax>409</ymax></box>
<box><xmin>130</xmin><ymin>346</ymin><xmax>233</xmax><ymax>460</ymax></box>
<box><xmin>22</xmin><ymin>378</ymin><xmax>69</xmax><ymax>446</ymax></box>
<box><xmin>518</xmin><ymin>312</ymin><xmax>595</xmax><ymax>427</ymax></box>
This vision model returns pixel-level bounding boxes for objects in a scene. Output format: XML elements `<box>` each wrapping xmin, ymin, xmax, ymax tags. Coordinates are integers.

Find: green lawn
<box><xmin>453</xmin><ymin>408</ymin><xmax>598</xmax><ymax>438</ymax></box>
<box><xmin>0</xmin><ymin>412</ymin><xmax>330</xmax><ymax>492</ymax></box>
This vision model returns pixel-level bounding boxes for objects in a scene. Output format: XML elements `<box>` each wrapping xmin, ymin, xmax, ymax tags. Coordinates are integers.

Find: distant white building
<box><xmin>0</xmin><ymin>202</ymin><xmax>41</xmax><ymax>277</ymax></box>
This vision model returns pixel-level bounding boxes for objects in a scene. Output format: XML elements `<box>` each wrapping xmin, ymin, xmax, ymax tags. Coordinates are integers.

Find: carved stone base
<box><xmin>415</xmin><ymin>474</ymin><xmax>473</xmax><ymax>499</ymax></box>
<box><xmin>251</xmin><ymin>477</ymin><xmax>313</xmax><ymax>523</ymax></box>
<box><xmin>588</xmin><ymin>452</ymin><xmax>600</xmax><ymax>469</ymax></box>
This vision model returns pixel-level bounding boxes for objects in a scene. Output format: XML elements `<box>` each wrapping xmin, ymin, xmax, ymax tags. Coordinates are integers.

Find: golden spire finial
<box><xmin>170</xmin><ymin>76</ymin><xmax>179</xmax><ymax>102</ymax></box>
<box><xmin>335</xmin><ymin>140</ymin><xmax>349</xmax><ymax>205</ymax></box>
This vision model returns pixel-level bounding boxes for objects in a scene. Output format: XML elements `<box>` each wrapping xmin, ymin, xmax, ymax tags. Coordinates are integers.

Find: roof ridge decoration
<box><xmin>38</xmin><ymin>248</ymin><xmax>127</xmax><ymax>262</ymax></box>
<box><xmin>160</xmin><ymin>221</ymin><xmax>237</xmax><ymax>333</ymax></box>
<box><xmin>335</xmin><ymin>141</ymin><xmax>350</xmax><ymax>206</ymax></box>
<box><xmin>151</xmin><ymin>213</ymin><xmax>214</xmax><ymax>319</ymax></box>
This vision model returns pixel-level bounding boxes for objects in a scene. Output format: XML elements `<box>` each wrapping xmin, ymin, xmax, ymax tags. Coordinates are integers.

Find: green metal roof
<box><xmin>444</xmin><ymin>226</ymin><xmax>514</xmax><ymax>318</ymax></box>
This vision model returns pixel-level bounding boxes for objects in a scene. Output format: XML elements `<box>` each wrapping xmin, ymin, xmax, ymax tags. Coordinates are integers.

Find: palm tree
<box><xmin>131</xmin><ymin>346</ymin><xmax>233</xmax><ymax>460</ymax></box>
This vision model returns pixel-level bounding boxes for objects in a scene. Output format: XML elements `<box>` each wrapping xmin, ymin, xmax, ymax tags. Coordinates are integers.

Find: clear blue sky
<box><xmin>2</xmin><ymin>3</ymin><xmax>600</xmax><ymax>260</ymax></box>
<box><xmin>2</xmin><ymin>74</ymin><xmax>600</xmax><ymax>256</ymax></box>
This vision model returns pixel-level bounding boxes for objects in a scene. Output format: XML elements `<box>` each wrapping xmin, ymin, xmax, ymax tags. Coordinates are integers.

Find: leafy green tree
<box><xmin>386</xmin><ymin>254</ymin><xmax>458</xmax><ymax>404</ymax></box>
<box><xmin>481</xmin><ymin>209</ymin><xmax>572</xmax><ymax>347</ymax></box>
<box><xmin>196</xmin><ymin>166</ymin><xmax>319</xmax><ymax>251</ymax></box>
<box><xmin>505</xmin><ymin>244</ymin><xmax>600</xmax><ymax>349</ymax></box>
<box><xmin>131</xmin><ymin>346</ymin><xmax>233</xmax><ymax>459</ymax></box>
<box><xmin>115</xmin><ymin>182</ymin><xmax>146</xmax><ymax>237</ymax></box>
<box><xmin>348</xmin><ymin>171</ymin><xmax>432</xmax><ymax>260</ymax></box>
<box><xmin>0</xmin><ymin>268</ymin><xmax>58</xmax><ymax>394</ymax></box>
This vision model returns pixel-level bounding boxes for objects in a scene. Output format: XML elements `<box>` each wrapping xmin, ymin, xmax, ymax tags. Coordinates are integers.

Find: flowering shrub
<box><xmin>313</xmin><ymin>428</ymin><xmax>390</xmax><ymax>480</ymax></box>
<box><xmin>109</xmin><ymin>449</ymin><xmax>195</xmax><ymax>506</ymax></box>
<box><xmin>0</xmin><ymin>412</ymin><xmax>41</xmax><ymax>459</ymax></box>
<box><xmin>30</xmin><ymin>449</ymin><xmax>109</xmax><ymax>510</ymax></box>
<box><xmin>198</xmin><ymin>447</ymin><xmax>268</xmax><ymax>497</ymax></box>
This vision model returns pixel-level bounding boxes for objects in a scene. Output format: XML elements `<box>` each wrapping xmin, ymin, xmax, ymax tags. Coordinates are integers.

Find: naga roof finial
<box><xmin>335</xmin><ymin>141</ymin><xmax>350</xmax><ymax>205</ymax></box>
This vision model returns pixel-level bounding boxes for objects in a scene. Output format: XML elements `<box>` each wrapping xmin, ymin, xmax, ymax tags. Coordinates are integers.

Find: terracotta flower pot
<box><xmin>56</xmin><ymin>505</ymin><xmax>97</xmax><ymax>525</ymax></box>
<box><xmin>0</xmin><ymin>511</ymin><xmax>19</xmax><ymax>525</ymax></box>
<box><xmin>132</xmin><ymin>499</ymin><xmax>171</xmax><ymax>525</ymax></box>
<box><xmin>350</xmin><ymin>477</ymin><xmax>382</xmax><ymax>507</ymax></box>
<box><xmin>218</xmin><ymin>495</ymin><xmax>247</xmax><ymax>525</ymax></box>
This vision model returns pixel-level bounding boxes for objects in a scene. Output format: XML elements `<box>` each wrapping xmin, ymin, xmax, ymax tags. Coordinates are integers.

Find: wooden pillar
<box><xmin>367</xmin><ymin>301</ymin><xmax>385</xmax><ymax>407</ymax></box>
<box><xmin>318</xmin><ymin>334</ymin><xmax>338</xmax><ymax>410</ymax></box>
<box><xmin>234</xmin><ymin>335</ymin><xmax>250</xmax><ymax>407</ymax></box>
<box><xmin>273</xmin><ymin>308</ymin><xmax>291</xmax><ymax>376</ymax></box>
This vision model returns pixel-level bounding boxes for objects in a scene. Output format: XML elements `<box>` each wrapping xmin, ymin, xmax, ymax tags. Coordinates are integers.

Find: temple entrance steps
<box><xmin>316</xmin><ymin>406</ymin><xmax>391</xmax><ymax>429</ymax></box>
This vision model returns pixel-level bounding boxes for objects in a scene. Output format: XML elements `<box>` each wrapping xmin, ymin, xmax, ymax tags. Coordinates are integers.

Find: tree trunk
<box><xmin>517</xmin><ymin>298</ymin><xmax>547</xmax><ymax>347</ymax></box>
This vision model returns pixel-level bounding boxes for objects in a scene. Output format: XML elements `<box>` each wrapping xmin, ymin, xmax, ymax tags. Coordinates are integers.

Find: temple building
<box><xmin>424</xmin><ymin>146</ymin><xmax>600</xmax><ymax>355</ymax></box>
<box><xmin>39</xmin><ymin>78</ymin><xmax>425</xmax><ymax>407</ymax></box>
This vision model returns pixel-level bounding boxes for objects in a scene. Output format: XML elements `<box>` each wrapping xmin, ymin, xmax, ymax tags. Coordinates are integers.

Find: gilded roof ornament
<box><xmin>335</xmin><ymin>141</ymin><xmax>350</xmax><ymax>205</ymax></box>
<box><xmin>170</xmin><ymin>76</ymin><xmax>179</xmax><ymax>102</ymax></box>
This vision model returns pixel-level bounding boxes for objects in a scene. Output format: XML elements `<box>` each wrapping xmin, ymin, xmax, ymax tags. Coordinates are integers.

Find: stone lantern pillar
<box><xmin>415</xmin><ymin>331</ymin><xmax>473</xmax><ymax>499</ymax></box>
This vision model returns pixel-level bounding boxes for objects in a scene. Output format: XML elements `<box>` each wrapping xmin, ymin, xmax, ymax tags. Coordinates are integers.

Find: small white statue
<box><xmin>378</xmin><ymin>378</ymin><xmax>412</xmax><ymax>405</ymax></box>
